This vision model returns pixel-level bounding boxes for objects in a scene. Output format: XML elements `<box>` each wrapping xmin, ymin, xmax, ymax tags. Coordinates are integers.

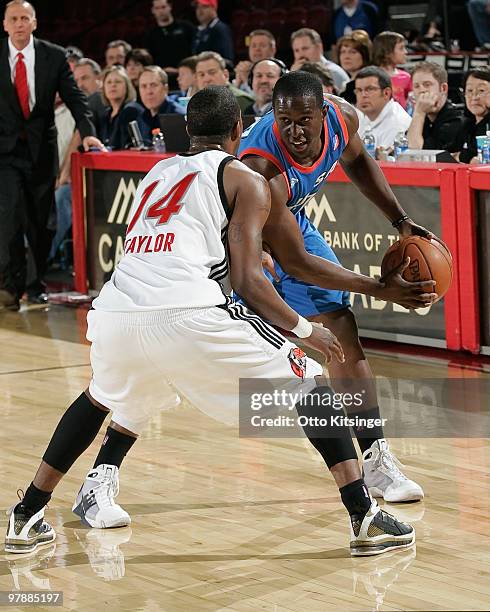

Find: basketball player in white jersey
<box><xmin>6</xmin><ymin>87</ymin><xmax>414</xmax><ymax>558</ymax></box>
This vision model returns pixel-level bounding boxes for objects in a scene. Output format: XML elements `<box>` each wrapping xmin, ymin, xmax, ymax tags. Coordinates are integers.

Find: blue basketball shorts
<box><xmin>236</xmin><ymin>212</ymin><xmax>351</xmax><ymax>317</ymax></box>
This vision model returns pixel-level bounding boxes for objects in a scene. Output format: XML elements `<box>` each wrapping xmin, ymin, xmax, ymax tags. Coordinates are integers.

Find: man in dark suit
<box><xmin>0</xmin><ymin>0</ymin><xmax>103</xmax><ymax>309</ymax></box>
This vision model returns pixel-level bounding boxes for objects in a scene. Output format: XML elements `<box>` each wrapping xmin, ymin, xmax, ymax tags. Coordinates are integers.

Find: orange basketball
<box><xmin>381</xmin><ymin>236</ymin><xmax>453</xmax><ymax>303</ymax></box>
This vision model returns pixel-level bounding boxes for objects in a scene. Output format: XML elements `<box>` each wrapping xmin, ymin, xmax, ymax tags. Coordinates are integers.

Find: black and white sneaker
<box><xmin>72</xmin><ymin>464</ymin><xmax>130</xmax><ymax>529</ymax></box>
<box><xmin>350</xmin><ymin>500</ymin><xmax>415</xmax><ymax>557</ymax></box>
<box><xmin>5</xmin><ymin>505</ymin><xmax>56</xmax><ymax>554</ymax></box>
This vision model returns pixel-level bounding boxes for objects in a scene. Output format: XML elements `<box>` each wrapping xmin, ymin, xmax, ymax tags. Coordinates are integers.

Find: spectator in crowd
<box><xmin>74</xmin><ymin>58</ymin><xmax>106</xmax><ymax>133</ymax></box>
<box><xmin>105</xmin><ymin>40</ymin><xmax>132</xmax><ymax>67</ymax></box>
<box><xmin>337</xmin><ymin>30</ymin><xmax>372</xmax><ymax>104</ymax></box>
<box><xmin>49</xmin><ymin>95</ymin><xmax>75</xmax><ymax>266</ymax></box>
<box><xmin>467</xmin><ymin>0</ymin><xmax>490</xmax><ymax>50</ymax></box>
<box><xmin>298</xmin><ymin>62</ymin><xmax>335</xmax><ymax>95</ymax></box>
<box><xmin>137</xmin><ymin>66</ymin><xmax>186</xmax><ymax>145</ymax></box>
<box><xmin>65</xmin><ymin>45</ymin><xmax>83</xmax><ymax>71</ymax></box>
<box><xmin>145</xmin><ymin>0</ymin><xmax>195</xmax><ymax>85</ymax></box>
<box><xmin>290</xmin><ymin>28</ymin><xmax>349</xmax><ymax>93</ymax></box>
<box><xmin>407</xmin><ymin>62</ymin><xmax>463</xmax><ymax>150</ymax></box>
<box><xmin>124</xmin><ymin>48</ymin><xmax>154</xmax><ymax>93</ymax></box>
<box><xmin>51</xmin><ymin>59</ymin><xmax>106</xmax><ymax>268</ymax></box>
<box><xmin>449</xmin><ymin>67</ymin><xmax>490</xmax><ymax>163</ymax></box>
<box><xmin>355</xmin><ymin>66</ymin><xmax>412</xmax><ymax>150</ymax></box>
<box><xmin>243</xmin><ymin>59</ymin><xmax>284</xmax><ymax>117</ymax></box>
<box><xmin>192</xmin><ymin>0</ymin><xmax>234</xmax><ymax>62</ymax></box>
<box><xmin>234</xmin><ymin>29</ymin><xmax>277</xmax><ymax>94</ymax></box>
<box><xmin>0</xmin><ymin>0</ymin><xmax>102</xmax><ymax>309</ymax></box>
<box><xmin>99</xmin><ymin>66</ymin><xmax>143</xmax><ymax>150</ymax></box>
<box><xmin>195</xmin><ymin>51</ymin><xmax>253</xmax><ymax>112</ymax></box>
<box><xmin>177</xmin><ymin>56</ymin><xmax>198</xmax><ymax>97</ymax></box>
<box><xmin>333</xmin><ymin>0</ymin><xmax>379</xmax><ymax>42</ymax></box>
<box><xmin>372</xmin><ymin>31</ymin><xmax>412</xmax><ymax>109</ymax></box>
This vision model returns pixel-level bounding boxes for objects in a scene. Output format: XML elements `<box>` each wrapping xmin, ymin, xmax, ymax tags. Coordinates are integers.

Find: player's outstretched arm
<box><xmin>334</xmin><ymin>96</ymin><xmax>431</xmax><ymax>239</ymax></box>
<box><xmin>241</xmin><ymin>155</ymin><xmax>436</xmax><ymax>309</ymax></box>
<box><xmin>224</xmin><ymin>161</ymin><xmax>344</xmax><ymax>363</ymax></box>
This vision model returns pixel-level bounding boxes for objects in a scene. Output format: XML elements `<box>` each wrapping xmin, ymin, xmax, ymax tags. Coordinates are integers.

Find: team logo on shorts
<box><xmin>288</xmin><ymin>347</ymin><xmax>307</xmax><ymax>380</ymax></box>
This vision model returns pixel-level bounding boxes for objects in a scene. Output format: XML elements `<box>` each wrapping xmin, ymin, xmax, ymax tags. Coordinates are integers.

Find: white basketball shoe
<box><xmin>72</xmin><ymin>464</ymin><xmax>131</xmax><ymax>528</ymax></box>
<box><xmin>362</xmin><ymin>439</ymin><xmax>424</xmax><ymax>503</ymax></box>
<box><xmin>350</xmin><ymin>499</ymin><xmax>415</xmax><ymax>556</ymax></box>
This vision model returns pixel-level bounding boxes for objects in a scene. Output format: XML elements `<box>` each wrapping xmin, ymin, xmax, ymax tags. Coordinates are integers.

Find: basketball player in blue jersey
<box><xmin>238</xmin><ymin>71</ymin><xmax>437</xmax><ymax>503</ymax></box>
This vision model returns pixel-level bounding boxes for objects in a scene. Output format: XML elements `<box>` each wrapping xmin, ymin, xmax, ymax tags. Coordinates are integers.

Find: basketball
<box><xmin>381</xmin><ymin>236</ymin><xmax>453</xmax><ymax>302</ymax></box>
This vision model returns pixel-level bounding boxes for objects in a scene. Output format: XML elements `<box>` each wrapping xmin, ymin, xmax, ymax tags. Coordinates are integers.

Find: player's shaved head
<box><xmin>187</xmin><ymin>86</ymin><xmax>240</xmax><ymax>141</ymax></box>
<box><xmin>272</xmin><ymin>71</ymin><xmax>323</xmax><ymax>109</ymax></box>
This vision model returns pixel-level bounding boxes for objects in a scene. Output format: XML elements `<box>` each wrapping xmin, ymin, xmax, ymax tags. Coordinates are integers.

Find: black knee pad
<box><xmin>43</xmin><ymin>392</ymin><xmax>108</xmax><ymax>473</ymax></box>
<box><xmin>296</xmin><ymin>385</ymin><xmax>358</xmax><ymax>469</ymax></box>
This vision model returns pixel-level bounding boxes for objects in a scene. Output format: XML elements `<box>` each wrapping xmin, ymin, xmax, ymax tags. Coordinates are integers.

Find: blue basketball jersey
<box><xmin>237</xmin><ymin>99</ymin><xmax>349</xmax><ymax>215</ymax></box>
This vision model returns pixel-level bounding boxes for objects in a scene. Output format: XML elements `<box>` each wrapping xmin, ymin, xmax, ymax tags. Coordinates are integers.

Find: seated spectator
<box><xmin>137</xmin><ymin>66</ymin><xmax>186</xmax><ymax>145</ymax></box>
<box><xmin>177</xmin><ymin>56</ymin><xmax>198</xmax><ymax>98</ymax></box>
<box><xmin>49</xmin><ymin>95</ymin><xmax>75</xmax><ymax>265</ymax></box>
<box><xmin>99</xmin><ymin>66</ymin><xmax>143</xmax><ymax>150</ymax></box>
<box><xmin>105</xmin><ymin>40</ymin><xmax>132</xmax><ymax>67</ymax></box>
<box><xmin>65</xmin><ymin>46</ymin><xmax>83</xmax><ymax>71</ymax></box>
<box><xmin>449</xmin><ymin>67</ymin><xmax>490</xmax><ymax>163</ymax></box>
<box><xmin>193</xmin><ymin>0</ymin><xmax>234</xmax><ymax>62</ymax></box>
<box><xmin>333</xmin><ymin>0</ymin><xmax>379</xmax><ymax>42</ymax></box>
<box><xmin>74</xmin><ymin>58</ymin><xmax>106</xmax><ymax>133</ymax></box>
<box><xmin>355</xmin><ymin>66</ymin><xmax>412</xmax><ymax>150</ymax></box>
<box><xmin>290</xmin><ymin>28</ymin><xmax>349</xmax><ymax>93</ymax></box>
<box><xmin>234</xmin><ymin>29</ymin><xmax>277</xmax><ymax>94</ymax></box>
<box><xmin>195</xmin><ymin>51</ymin><xmax>253</xmax><ymax>113</ymax></box>
<box><xmin>372</xmin><ymin>31</ymin><xmax>412</xmax><ymax>109</ymax></box>
<box><xmin>49</xmin><ymin>58</ymin><xmax>106</xmax><ymax>268</ymax></box>
<box><xmin>467</xmin><ymin>0</ymin><xmax>490</xmax><ymax>50</ymax></box>
<box><xmin>243</xmin><ymin>59</ymin><xmax>284</xmax><ymax>117</ymax></box>
<box><xmin>407</xmin><ymin>62</ymin><xmax>463</xmax><ymax>150</ymax></box>
<box><xmin>125</xmin><ymin>48</ymin><xmax>154</xmax><ymax>92</ymax></box>
<box><xmin>298</xmin><ymin>62</ymin><xmax>335</xmax><ymax>95</ymax></box>
<box><xmin>145</xmin><ymin>0</ymin><xmax>195</xmax><ymax>86</ymax></box>
<box><xmin>337</xmin><ymin>30</ymin><xmax>372</xmax><ymax>104</ymax></box>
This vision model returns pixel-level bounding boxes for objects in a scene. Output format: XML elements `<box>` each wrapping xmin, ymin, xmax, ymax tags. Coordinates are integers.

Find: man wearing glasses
<box><xmin>354</xmin><ymin>66</ymin><xmax>411</xmax><ymax>151</ymax></box>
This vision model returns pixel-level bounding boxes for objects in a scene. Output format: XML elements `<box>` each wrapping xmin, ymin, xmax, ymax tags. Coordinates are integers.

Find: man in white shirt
<box><xmin>354</xmin><ymin>66</ymin><xmax>411</xmax><ymax>150</ymax></box>
<box><xmin>290</xmin><ymin>27</ymin><xmax>349</xmax><ymax>93</ymax></box>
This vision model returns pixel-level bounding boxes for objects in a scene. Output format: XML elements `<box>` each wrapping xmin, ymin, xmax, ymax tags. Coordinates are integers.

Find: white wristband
<box><xmin>291</xmin><ymin>315</ymin><xmax>313</xmax><ymax>338</ymax></box>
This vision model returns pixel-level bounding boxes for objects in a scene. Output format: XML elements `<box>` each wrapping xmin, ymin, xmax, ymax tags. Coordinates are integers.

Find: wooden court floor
<box><xmin>1</xmin><ymin>305</ymin><xmax>490</xmax><ymax>611</ymax></box>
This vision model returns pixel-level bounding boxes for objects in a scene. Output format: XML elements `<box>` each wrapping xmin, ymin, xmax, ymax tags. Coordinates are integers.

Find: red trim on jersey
<box><xmin>239</xmin><ymin>147</ymin><xmax>292</xmax><ymax>199</ymax></box>
<box><xmin>272</xmin><ymin>120</ymin><xmax>329</xmax><ymax>173</ymax></box>
<box><xmin>326</xmin><ymin>99</ymin><xmax>350</xmax><ymax>147</ymax></box>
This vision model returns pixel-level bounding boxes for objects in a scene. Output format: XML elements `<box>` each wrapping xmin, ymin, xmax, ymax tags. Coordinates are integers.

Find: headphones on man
<box><xmin>247</xmin><ymin>57</ymin><xmax>288</xmax><ymax>89</ymax></box>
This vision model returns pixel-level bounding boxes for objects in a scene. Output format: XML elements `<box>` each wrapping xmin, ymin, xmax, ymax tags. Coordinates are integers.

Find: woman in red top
<box><xmin>373</xmin><ymin>31</ymin><xmax>412</xmax><ymax>110</ymax></box>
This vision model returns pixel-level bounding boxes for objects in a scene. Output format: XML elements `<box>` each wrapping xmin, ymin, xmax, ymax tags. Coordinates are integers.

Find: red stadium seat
<box><xmin>249</xmin><ymin>9</ymin><xmax>268</xmax><ymax>28</ymax></box>
<box><xmin>306</xmin><ymin>5</ymin><xmax>332</xmax><ymax>35</ymax></box>
<box><xmin>231</xmin><ymin>10</ymin><xmax>249</xmax><ymax>29</ymax></box>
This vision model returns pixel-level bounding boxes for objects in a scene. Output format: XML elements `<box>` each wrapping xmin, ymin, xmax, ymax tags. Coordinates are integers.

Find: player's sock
<box><xmin>351</xmin><ymin>406</ymin><xmax>385</xmax><ymax>453</ymax></box>
<box><xmin>17</xmin><ymin>483</ymin><xmax>52</xmax><ymax>517</ymax></box>
<box><xmin>43</xmin><ymin>392</ymin><xmax>109</xmax><ymax>473</ymax></box>
<box><xmin>340</xmin><ymin>478</ymin><xmax>372</xmax><ymax>520</ymax></box>
<box><xmin>93</xmin><ymin>426</ymin><xmax>136</xmax><ymax>469</ymax></box>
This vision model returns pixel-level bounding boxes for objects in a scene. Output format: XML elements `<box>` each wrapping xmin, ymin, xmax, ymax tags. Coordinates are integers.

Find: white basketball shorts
<box><xmin>87</xmin><ymin>302</ymin><xmax>323</xmax><ymax>434</ymax></box>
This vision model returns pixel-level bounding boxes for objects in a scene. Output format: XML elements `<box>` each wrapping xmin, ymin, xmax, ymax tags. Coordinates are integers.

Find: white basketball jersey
<box><xmin>93</xmin><ymin>150</ymin><xmax>235</xmax><ymax>311</ymax></box>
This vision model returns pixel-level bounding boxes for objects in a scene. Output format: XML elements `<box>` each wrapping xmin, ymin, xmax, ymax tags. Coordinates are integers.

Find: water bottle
<box><xmin>363</xmin><ymin>127</ymin><xmax>376</xmax><ymax>158</ymax></box>
<box><xmin>151</xmin><ymin>128</ymin><xmax>166</xmax><ymax>153</ymax></box>
<box><xmin>406</xmin><ymin>91</ymin><xmax>415</xmax><ymax>117</ymax></box>
<box><xmin>393</xmin><ymin>131</ymin><xmax>409</xmax><ymax>160</ymax></box>
<box><xmin>483</xmin><ymin>131</ymin><xmax>490</xmax><ymax>164</ymax></box>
